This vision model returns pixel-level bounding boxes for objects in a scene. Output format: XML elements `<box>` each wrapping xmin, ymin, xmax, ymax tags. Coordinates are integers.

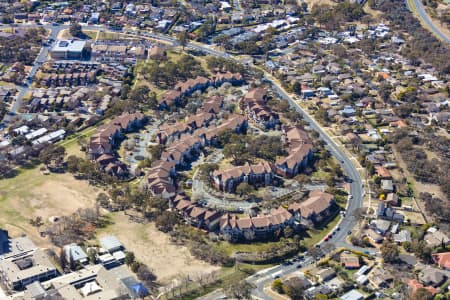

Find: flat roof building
<box><xmin>9</xmin><ymin>264</ymin><xmax>146</xmax><ymax>299</ymax></box>
<box><xmin>99</xmin><ymin>235</ymin><xmax>123</xmax><ymax>253</ymax></box>
<box><xmin>0</xmin><ymin>237</ymin><xmax>58</xmax><ymax>291</ymax></box>
<box><xmin>50</xmin><ymin>40</ymin><xmax>89</xmax><ymax>60</ymax></box>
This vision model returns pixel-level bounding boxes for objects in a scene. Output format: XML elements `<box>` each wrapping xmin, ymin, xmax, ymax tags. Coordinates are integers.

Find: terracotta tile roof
<box><xmin>244</xmin><ymin>87</ymin><xmax>267</xmax><ymax>102</ymax></box>
<box><xmin>271</xmin><ymin>207</ymin><xmax>292</xmax><ymax>222</ymax></box>
<box><xmin>299</xmin><ymin>191</ymin><xmax>334</xmax><ymax>219</ymax></box>
<box><xmin>252</xmin><ymin>216</ymin><xmax>271</xmax><ymax>228</ymax></box>
<box><xmin>376</xmin><ymin>166</ymin><xmax>392</xmax><ymax>178</ymax></box>
<box><xmin>407</xmin><ymin>279</ymin><xmax>438</xmax><ymax>295</ymax></box>
<box><xmin>340</xmin><ymin>253</ymin><xmax>360</xmax><ymax>268</ymax></box>
<box><xmin>186</xmin><ymin>112</ymin><xmax>214</xmax><ymax>128</ymax></box>
<box><xmin>433</xmin><ymin>252</ymin><xmax>450</xmax><ymax>269</ymax></box>
<box><xmin>236</xmin><ymin>217</ymin><xmax>253</xmax><ymax>230</ymax></box>
<box><xmin>159</xmin><ymin>90</ymin><xmax>181</xmax><ymax>106</ymax></box>
<box><xmin>203</xmin><ymin>95</ymin><xmax>223</xmax><ymax>114</ymax></box>
<box><xmin>213</xmin><ymin>161</ymin><xmax>272</xmax><ymax>183</ymax></box>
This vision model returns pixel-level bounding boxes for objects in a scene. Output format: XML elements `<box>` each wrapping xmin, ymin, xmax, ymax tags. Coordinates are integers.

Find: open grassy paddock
<box><xmin>0</xmin><ymin>167</ymin><xmax>101</xmax><ymax>248</ymax></box>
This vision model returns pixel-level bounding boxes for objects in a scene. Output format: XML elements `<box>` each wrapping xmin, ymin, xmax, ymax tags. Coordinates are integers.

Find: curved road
<box><xmin>407</xmin><ymin>0</ymin><xmax>450</xmax><ymax>44</ymax></box>
<box><xmin>2</xmin><ymin>23</ymin><xmax>366</xmax><ymax>299</ymax></box>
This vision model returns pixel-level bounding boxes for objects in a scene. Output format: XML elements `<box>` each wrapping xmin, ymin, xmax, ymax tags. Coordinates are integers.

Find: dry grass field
<box><xmin>97</xmin><ymin>212</ymin><xmax>220</xmax><ymax>284</ymax></box>
<box><xmin>0</xmin><ymin>168</ymin><xmax>101</xmax><ymax>247</ymax></box>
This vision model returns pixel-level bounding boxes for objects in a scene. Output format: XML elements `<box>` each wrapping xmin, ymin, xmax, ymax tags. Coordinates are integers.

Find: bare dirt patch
<box><xmin>0</xmin><ymin>168</ymin><xmax>100</xmax><ymax>248</ymax></box>
<box><xmin>97</xmin><ymin>212</ymin><xmax>220</xmax><ymax>284</ymax></box>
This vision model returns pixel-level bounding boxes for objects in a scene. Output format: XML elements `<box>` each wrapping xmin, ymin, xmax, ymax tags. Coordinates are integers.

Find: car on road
<box><xmin>348</xmin><ymin>230</ymin><xmax>352</xmax><ymax>235</ymax></box>
<box><xmin>271</xmin><ymin>271</ymin><xmax>282</xmax><ymax>279</ymax></box>
<box><xmin>282</xmin><ymin>261</ymin><xmax>292</xmax><ymax>266</ymax></box>
<box><xmin>296</xmin><ymin>264</ymin><xmax>302</xmax><ymax>268</ymax></box>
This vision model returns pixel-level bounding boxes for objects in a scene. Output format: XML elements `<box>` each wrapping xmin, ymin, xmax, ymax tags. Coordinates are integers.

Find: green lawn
<box><xmin>215</xmin><ymin>240</ymin><xmax>285</xmax><ymax>256</ymax></box>
<box><xmin>303</xmin><ymin>214</ymin><xmax>342</xmax><ymax>248</ymax></box>
<box><xmin>214</xmin><ymin>213</ymin><xmax>342</xmax><ymax>258</ymax></box>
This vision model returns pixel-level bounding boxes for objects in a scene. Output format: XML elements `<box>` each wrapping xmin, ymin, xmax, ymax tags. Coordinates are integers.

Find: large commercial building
<box><xmin>9</xmin><ymin>265</ymin><xmax>148</xmax><ymax>299</ymax></box>
<box><xmin>50</xmin><ymin>40</ymin><xmax>89</xmax><ymax>60</ymax></box>
<box><xmin>0</xmin><ymin>237</ymin><xmax>58</xmax><ymax>291</ymax></box>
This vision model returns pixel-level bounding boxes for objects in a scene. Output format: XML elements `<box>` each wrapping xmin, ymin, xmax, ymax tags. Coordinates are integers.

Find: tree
<box><xmin>236</xmin><ymin>182</ymin><xmax>254</xmax><ymax>196</ymax></box>
<box><xmin>148</xmin><ymin>144</ymin><xmax>165</xmax><ymax>161</ymax></box>
<box><xmin>69</xmin><ymin>23</ymin><xmax>83</xmax><ymax>38</ymax></box>
<box><xmin>130</xmin><ymin>261</ymin><xmax>142</xmax><ymax>273</ymax></box>
<box><xmin>130</xmin><ymin>86</ymin><xmax>148</xmax><ymax>103</ymax></box>
<box><xmin>413</xmin><ymin>288</ymin><xmax>433</xmax><ymax>300</ymax></box>
<box><xmin>224</xmin><ymin>281</ymin><xmax>253</xmax><ymax>299</ymax></box>
<box><xmin>29</xmin><ymin>216</ymin><xmax>43</xmax><ymax>227</ymax></box>
<box><xmin>125</xmin><ymin>251</ymin><xmax>135</xmax><ymax>266</ymax></box>
<box><xmin>285</xmin><ymin>278</ymin><xmax>305</xmax><ymax>299</ymax></box>
<box><xmin>66</xmin><ymin>155</ymin><xmax>81</xmax><ymax>173</ymax></box>
<box><xmin>177</xmin><ymin>31</ymin><xmax>189</xmax><ymax>50</ymax></box>
<box><xmin>307</xmin><ymin>246</ymin><xmax>322</xmax><ymax>262</ymax></box>
<box><xmin>272</xmin><ymin>279</ymin><xmax>285</xmax><ymax>294</ymax></box>
<box><xmin>380</xmin><ymin>241</ymin><xmax>399</xmax><ymax>263</ymax></box>
<box><xmin>39</xmin><ymin>145</ymin><xmax>66</xmax><ymax>166</ymax></box>
<box><xmin>137</xmin><ymin>264</ymin><xmax>157</xmax><ymax>283</ymax></box>
<box><xmin>96</xmin><ymin>193</ymin><xmax>110</xmax><ymax>208</ymax></box>
<box><xmin>198</xmin><ymin>163</ymin><xmax>219</xmax><ymax>177</ymax></box>
<box><xmin>155</xmin><ymin>211</ymin><xmax>179</xmax><ymax>233</ymax></box>
<box><xmin>292</xmin><ymin>81</ymin><xmax>302</xmax><ymax>94</ymax></box>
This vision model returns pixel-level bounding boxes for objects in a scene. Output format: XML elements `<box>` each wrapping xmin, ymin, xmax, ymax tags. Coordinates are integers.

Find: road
<box><xmin>1</xmin><ymin>24</ymin><xmax>63</xmax><ymax>123</ymax></box>
<box><xmin>263</xmin><ymin>74</ymin><xmax>364</xmax><ymax>250</ymax></box>
<box><xmin>407</xmin><ymin>0</ymin><xmax>450</xmax><ymax>44</ymax></box>
<box><xmin>2</xmin><ymin>23</ymin><xmax>367</xmax><ymax>299</ymax></box>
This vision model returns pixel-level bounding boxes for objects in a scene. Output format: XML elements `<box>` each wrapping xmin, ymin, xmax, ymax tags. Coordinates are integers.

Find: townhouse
<box><xmin>275</xmin><ymin>125</ymin><xmax>314</xmax><ymax>178</ymax></box>
<box><xmin>212</xmin><ymin>161</ymin><xmax>273</xmax><ymax>193</ymax></box>
<box><xmin>88</xmin><ymin>112</ymin><xmax>146</xmax><ymax>177</ymax></box>
<box><xmin>145</xmin><ymin>114</ymin><xmax>247</xmax><ymax>198</ymax></box>
<box><xmin>219</xmin><ymin>206</ymin><xmax>295</xmax><ymax>240</ymax></box>
<box><xmin>91</xmin><ymin>41</ymin><xmax>149</xmax><ymax>64</ymax></box>
<box><xmin>158</xmin><ymin>72</ymin><xmax>243</xmax><ymax>109</ymax></box>
<box><xmin>173</xmin><ymin>195</ymin><xmax>222</xmax><ymax>231</ymax></box>
<box><xmin>144</xmin><ymin>160</ymin><xmax>177</xmax><ymax>199</ymax></box>
<box><xmin>289</xmin><ymin>190</ymin><xmax>335</xmax><ymax>226</ymax></box>
<box><xmin>39</xmin><ymin>72</ymin><xmax>96</xmax><ymax>88</ymax></box>
<box><xmin>203</xmin><ymin>95</ymin><xmax>224</xmax><ymax>114</ymax></box>
<box><xmin>241</xmin><ymin>87</ymin><xmax>280</xmax><ymax>129</ymax></box>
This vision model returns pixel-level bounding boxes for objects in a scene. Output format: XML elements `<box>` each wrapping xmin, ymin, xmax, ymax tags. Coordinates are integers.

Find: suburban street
<box><xmin>1</xmin><ymin>23</ymin><xmax>368</xmax><ymax>300</ymax></box>
<box><xmin>1</xmin><ymin>24</ymin><xmax>62</xmax><ymax>123</ymax></box>
<box><xmin>407</xmin><ymin>0</ymin><xmax>450</xmax><ymax>44</ymax></box>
